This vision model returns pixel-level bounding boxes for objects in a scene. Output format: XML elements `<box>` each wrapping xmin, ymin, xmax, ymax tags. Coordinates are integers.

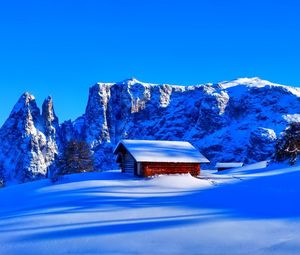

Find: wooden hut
<box><xmin>113</xmin><ymin>139</ymin><xmax>210</xmax><ymax>177</ymax></box>
<box><xmin>215</xmin><ymin>162</ymin><xmax>244</xmax><ymax>171</ymax></box>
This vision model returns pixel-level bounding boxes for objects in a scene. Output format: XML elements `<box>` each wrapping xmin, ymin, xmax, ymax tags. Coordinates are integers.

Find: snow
<box><xmin>283</xmin><ymin>114</ymin><xmax>300</xmax><ymax>123</ymax></box>
<box><xmin>220</xmin><ymin>77</ymin><xmax>300</xmax><ymax>97</ymax></box>
<box><xmin>219</xmin><ymin>77</ymin><xmax>276</xmax><ymax>89</ymax></box>
<box><xmin>1</xmin><ymin>164</ymin><xmax>300</xmax><ymax>255</ymax></box>
<box><xmin>215</xmin><ymin>162</ymin><xmax>244</xmax><ymax>168</ymax></box>
<box><xmin>217</xmin><ymin>161</ymin><xmax>269</xmax><ymax>175</ymax></box>
<box><xmin>114</xmin><ymin>139</ymin><xmax>210</xmax><ymax>163</ymax></box>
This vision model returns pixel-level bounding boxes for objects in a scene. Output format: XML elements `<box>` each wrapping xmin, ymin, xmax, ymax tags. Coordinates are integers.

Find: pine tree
<box><xmin>55</xmin><ymin>140</ymin><xmax>94</xmax><ymax>179</ymax></box>
<box><xmin>275</xmin><ymin>122</ymin><xmax>300</xmax><ymax>164</ymax></box>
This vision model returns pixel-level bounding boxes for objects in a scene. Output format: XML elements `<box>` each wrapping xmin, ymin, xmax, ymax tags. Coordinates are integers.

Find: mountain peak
<box><xmin>44</xmin><ymin>95</ymin><xmax>53</xmax><ymax>102</ymax></box>
<box><xmin>219</xmin><ymin>77</ymin><xmax>276</xmax><ymax>89</ymax></box>
<box><xmin>120</xmin><ymin>77</ymin><xmax>145</xmax><ymax>86</ymax></box>
<box><xmin>123</xmin><ymin>77</ymin><xmax>139</xmax><ymax>83</ymax></box>
<box><xmin>42</xmin><ymin>95</ymin><xmax>55</xmax><ymax>116</ymax></box>
<box><xmin>10</xmin><ymin>92</ymin><xmax>37</xmax><ymax>115</ymax></box>
<box><xmin>232</xmin><ymin>77</ymin><xmax>265</xmax><ymax>84</ymax></box>
<box><xmin>21</xmin><ymin>92</ymin><xmax>36</xmax><ymax>102</ymax></box>
<box><xmin>42</xmin><ymin>95</ymin><xmax>59</xmax><ymax>136</ymax></box>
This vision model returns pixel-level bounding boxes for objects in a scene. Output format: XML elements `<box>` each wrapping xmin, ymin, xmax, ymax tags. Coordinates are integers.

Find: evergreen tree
<box><xmin>275</xmin><ymin>122</ymin><xmax>300</xmax><ymax>164</ymax></box>
<box><xmin>53</xmin><ymin>140</ymin><xmax>94</xmax><ymax>180</ymax></box>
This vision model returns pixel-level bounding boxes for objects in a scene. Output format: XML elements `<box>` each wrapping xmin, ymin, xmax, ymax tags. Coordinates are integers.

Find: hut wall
<box><xmin>142</xmin><ymin>162</ymin><xmax>200</xmax><ymax>177</ymax></box>
<box><xmin>123</xmin><ymin>152</ymin><xmax>136</xmax><ymax>174</ymax></box>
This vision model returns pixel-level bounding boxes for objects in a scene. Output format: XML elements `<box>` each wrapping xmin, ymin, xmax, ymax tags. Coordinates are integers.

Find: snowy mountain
<box><xmin>0</xmin><ymin>93</ymin><xmax>60</xmax><ymax>183</ymax></box>
<box><xmin>1</xmin><ymin>77</ymin><xmax>300</xmax><ymax>183</ymax></box>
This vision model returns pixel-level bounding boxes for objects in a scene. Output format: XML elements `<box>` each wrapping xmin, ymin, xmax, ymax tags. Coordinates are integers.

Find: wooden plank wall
<box><xmin>123</xmin><ymin>152</ymin><xmax>136</xmax><ymax>174</ymax></box>
<box><xmin>142</xmin><ymin>162</ymin><xmax>200</xmax><ymax>177</ymax></box>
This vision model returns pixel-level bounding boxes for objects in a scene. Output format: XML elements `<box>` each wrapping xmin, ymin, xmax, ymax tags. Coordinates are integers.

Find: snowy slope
<box><xmin>2</xmin><ymin>77</ymin><xmax>300</xmax><ymax>183</ymax></box>
<box><xmin>0</xmin><ymin>166</ymin><xmax>300</xmax><ymax>255</ymax></box>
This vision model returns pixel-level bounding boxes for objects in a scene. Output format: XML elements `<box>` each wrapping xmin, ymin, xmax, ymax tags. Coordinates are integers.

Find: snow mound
<box><xmin>148</xmin><ymin>173</ymin><xmax>211</xmax><ymax>189</ymax></box>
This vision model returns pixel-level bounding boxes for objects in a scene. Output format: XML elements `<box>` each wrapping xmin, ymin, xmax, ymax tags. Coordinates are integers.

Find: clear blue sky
<box><xmin>0</xmin><ymin>0</ymin><xmax>299</xmax><ymax>125</ymax></box>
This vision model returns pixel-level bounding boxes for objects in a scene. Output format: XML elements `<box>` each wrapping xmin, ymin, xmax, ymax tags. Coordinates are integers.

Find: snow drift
<box><xmin>0</xmin><ymin>166</ymin><xmax>300</xmax><ymax>254</ymax></box>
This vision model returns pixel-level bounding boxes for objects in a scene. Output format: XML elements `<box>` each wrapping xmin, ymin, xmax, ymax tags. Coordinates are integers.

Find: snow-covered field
<box><xmin>1</xmin><ymin>165</ymin><xmax>300</xmax><ymax>255</ymax></box>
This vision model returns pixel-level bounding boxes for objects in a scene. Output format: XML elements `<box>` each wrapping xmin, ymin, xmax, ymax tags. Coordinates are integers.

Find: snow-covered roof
<box><xmin>114</xmin><ymin>139</ymin><xmax>210</xmax><ymax>163</ymax></box>
<box><xmin>215</xmin><ymin>162</ymin><xmax>244</xmax><ymax>168</ymax></box>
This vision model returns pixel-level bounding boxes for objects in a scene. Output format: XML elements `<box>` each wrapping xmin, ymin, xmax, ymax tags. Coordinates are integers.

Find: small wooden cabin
<box><xmin>215</xmin><ymin>162</ymin><xmax>244</xmax><ymax>171</ymax></box>
<box><xmin>113</xmin><ymin>139</ymin><xmax>210</xmax><ymax>177</ymax></box>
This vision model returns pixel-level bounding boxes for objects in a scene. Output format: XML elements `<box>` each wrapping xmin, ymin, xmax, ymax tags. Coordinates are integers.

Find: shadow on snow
<box><xmin>0</xmin><ymin>169</ymin><xmax>299</xmax><ymax>241</ymax></box>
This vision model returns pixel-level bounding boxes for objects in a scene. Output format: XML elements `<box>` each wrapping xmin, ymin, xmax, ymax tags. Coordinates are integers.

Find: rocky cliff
<box><xmin>1</xmin><ymin>77</ymin><xmax>300</xmax><ymax>183</ymax></box>
<box><xmin>0</xmin><ymin>93</ymin><xmax>59</xmax><ymax>182</ymax></box>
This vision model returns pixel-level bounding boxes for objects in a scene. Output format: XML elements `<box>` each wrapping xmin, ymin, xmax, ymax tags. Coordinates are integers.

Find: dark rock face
<box><xmin>247</xmin><ymin>127</ymin><xmax>277</xmax><ymax>162</ymax></box>
<box><xmin>42</xmin><ymin>96</ymin><xmax>59</xmax><ymax>137</ymax></box>
<box><xmin>83</xmin><ymin>83</ymin><xmax>113</xmax><ymax>146</ymax></box>
<box><xmin>1</xmin><ymin>77</ymin><xmax>300</xmax><ymax>183</ymax></box>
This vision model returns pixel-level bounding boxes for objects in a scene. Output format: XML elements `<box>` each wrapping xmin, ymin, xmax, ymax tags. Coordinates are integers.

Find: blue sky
<box><xmin>0</xmin><ymin>0</ymin><xmax>299</xmax><ymax>125</ymax></box>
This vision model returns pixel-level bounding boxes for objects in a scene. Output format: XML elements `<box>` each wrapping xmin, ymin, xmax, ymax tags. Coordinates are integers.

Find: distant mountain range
<box><xmin>1</xmin><ymin>77</ymin><xmax>300</xmax><ymax>183</ymax></box>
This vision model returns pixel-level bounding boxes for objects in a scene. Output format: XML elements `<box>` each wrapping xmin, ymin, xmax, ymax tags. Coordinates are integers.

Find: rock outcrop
<box><xmin>0</xmin><ymin>93</ymin><xmax>59</xmax><ymax>183</ymax></box>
